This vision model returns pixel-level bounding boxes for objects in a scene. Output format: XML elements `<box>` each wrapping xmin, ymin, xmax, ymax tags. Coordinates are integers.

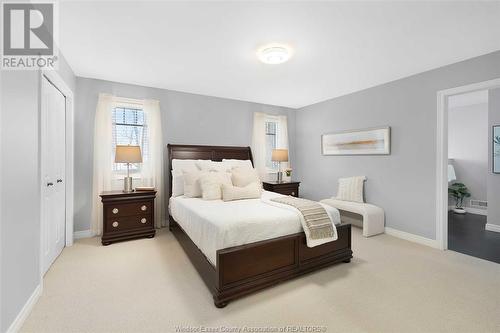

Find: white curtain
<box><xmin>251</xmin><ymin>112</ymin><xmax>267</xmax><ymax>179</ymax></box>
<box><xmin>91</xmin><ymin>93</ymin><xmax>115</xmax><ymax>236</ymax></box>
<box><xmin>140</xmin><ymin>100</ymin><xmax>165</xmax><ymax>228</ymax></box>
<box><xmin>91</xmin><ymin>95</ymin><xmax>165</xmax><ymax>235</ymax></box>
<box><xmin>276</xmin><ymin>114</ymin><xmax>290</xmax><ymax>170</ymax></box>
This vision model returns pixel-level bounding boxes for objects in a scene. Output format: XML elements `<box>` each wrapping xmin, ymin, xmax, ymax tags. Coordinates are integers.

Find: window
<box><xmin>112</xmin><ymin>106</ymin><xmax>149</xmax><ymax>174</ymax></box>
<box><xmin>265</xmin><ymin>120</ymin><xmax>279</xmax><ymax>170</ymax></box>
<box><xmin>252</xmin><ymin>112</ymin><xmax>288</xmax><ymax>175</ymax></box>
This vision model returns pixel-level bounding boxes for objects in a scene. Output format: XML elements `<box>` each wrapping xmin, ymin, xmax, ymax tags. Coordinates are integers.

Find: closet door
<box><xmin>41</xmin><ymin>76</ymin><xmax>66</xmax><ymax>275</ymax></box>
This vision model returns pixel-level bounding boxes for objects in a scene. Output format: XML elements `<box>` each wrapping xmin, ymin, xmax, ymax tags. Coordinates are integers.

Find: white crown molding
<box><xmin>485</xmin><ymin>223</ymin><xmax>500</xmax><ymax>233</ymax></box>
<box><xmin>385</xmin><ymin>227</ymin><xmax>440</xmax><ymax>249</ymax></box>
<box><xmin>6</xmin><ymin>284</ymin><xmax>41</xmax><ymax>333</ymax></box>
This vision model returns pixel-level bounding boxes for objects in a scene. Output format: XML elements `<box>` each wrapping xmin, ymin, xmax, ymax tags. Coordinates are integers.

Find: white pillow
<box><xmin>172</xmin><ymin>159</ymin><xmax>200</xmax><ymax>173</ymax></box>
<box><xmin>336</xmin><ymin>176</ymin><xmax>366</xmax><ymax>203</ymax></box>
<box><xmin>199</xmin><ymin>172</ymin><xmax>232</xmax><ymax>200</ymax></box>
<box><xmin>231</xmin><ymin>167</ymin><xmax>261</xmax><ymax>187</ymax></box>
<box><xmin>171</xmin><ymin>160</ymin><xmax>200</xmax><ymax>197</ymax></box>
<box><xmin>222</xmin><ymin>182</ymin><xmax>262</xmax><ymax>202</ymax></box>
<box><xmin>196</xmin><ymin>160</ymin><xmax>231</xmax><ymax>173</ymax></box>
<box><xmin>182</xmin><ymin>170</ymin><xmax>208</xmax><ymax>198</ymax></box>
<box><xmin>171</xmin><ymin>171</ymin><xmax>185</xmax><ymax>197</ymax></box>
<box><xmin>222</xmin><ymin>159</ymin><xmax>253</xmax><ymax>169</ymax></box>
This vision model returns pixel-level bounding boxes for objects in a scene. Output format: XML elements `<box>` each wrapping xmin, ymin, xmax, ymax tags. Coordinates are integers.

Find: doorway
<box><xmin>436</xmin><ymin>78</ymin><xmax>500</xmax><ymax>262</ymax></box>
<box><xmin>446</xmin><ymin>90</ymin><xmax>500</xmax><ymax>262</ymax></box>
<box><xmin>40</xmin><ymin>72</ymin><xmax>75</xmax><ymax>276</ymax></box>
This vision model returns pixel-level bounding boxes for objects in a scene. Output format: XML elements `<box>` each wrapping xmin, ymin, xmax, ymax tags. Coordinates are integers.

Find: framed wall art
<box><xmin>322</xmin><ymin>126</ymin><xmax>391</xmax><ymax>155</ymax></box>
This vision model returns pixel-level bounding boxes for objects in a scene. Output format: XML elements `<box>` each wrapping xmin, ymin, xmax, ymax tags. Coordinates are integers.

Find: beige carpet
<box><xmin>22</xmin><ymin>227</ymin><xmax>500</xmax><ymax>333</ymax></box>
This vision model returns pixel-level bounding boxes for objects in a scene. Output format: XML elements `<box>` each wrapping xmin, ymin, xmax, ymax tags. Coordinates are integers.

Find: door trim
<box><xmin>39</xmin><ymin>70</ymin><xmax>74</xmax><ymax>282</ymax></box>
<box><xmin>435</xmin><ymin>78</ymin><xmax>500</xmax><ymax>250</ymax></box>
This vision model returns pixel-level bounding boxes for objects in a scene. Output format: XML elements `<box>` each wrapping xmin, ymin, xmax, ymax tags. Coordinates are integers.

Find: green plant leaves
<box><xmin>448</xmin><ymin>182</ymin><xmax>471</xmax><ymax>208</ymax></box>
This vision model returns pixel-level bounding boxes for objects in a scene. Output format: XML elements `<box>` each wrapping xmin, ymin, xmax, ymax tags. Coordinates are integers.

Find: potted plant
<box><xmin>284</xmin><ymin>168</ymin><xmax>292</xmax><ymax>178</ymax></box>
<box><xmin>448</xmin><ymin>182</ymin><xmax>471</xmax><ymax>214</ymax></box>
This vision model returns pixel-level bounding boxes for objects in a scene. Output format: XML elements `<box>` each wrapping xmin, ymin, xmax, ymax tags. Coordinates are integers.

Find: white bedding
<box><xmin>169</xmin><ymin>190</ymin><xmax>340</xmax><ymax>265</ymax></box>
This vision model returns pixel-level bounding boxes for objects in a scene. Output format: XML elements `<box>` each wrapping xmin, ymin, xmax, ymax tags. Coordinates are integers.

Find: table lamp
<box><xmin>115</xmin><ymin>145</ymin><xmax>142</xmax><ymax>192</ymax></box>
<box><xmin>448</xmin><ymin>164</ymin><xmax>457</xmax><ymax>183</ymax></box>
<box><xmin>271</xmin><ymin>149</ymin><xmax>288</xmax><ymax>183</ymax></box>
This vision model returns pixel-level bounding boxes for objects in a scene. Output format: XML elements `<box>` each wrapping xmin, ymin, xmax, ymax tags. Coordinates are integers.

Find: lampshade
<box><xmin>448</xmin><ymin>164</ymin><xmax>457</xmax><ymax>183</ymax></box>
<box><xmin>115</xmin><ymin>145</ymin><xmax>142</xmax><ymax>163</ymax></box>
<box><xmin>272</xmin><ymin>149</ymin><xmax>288</xmax><ymax>162</ymax></box>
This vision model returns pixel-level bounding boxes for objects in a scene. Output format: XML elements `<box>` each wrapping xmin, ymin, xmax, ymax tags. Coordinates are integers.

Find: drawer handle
<box><xmin>112</xmin><ymin>221</ymin><xmax>119</xmax><ymax>228</ymax></box>
<box><xmin>112</xmin><ymin>208</ymin><xmax>119</xmax><ymax>214</ymax></box>
<box><xmin>140</xmin><ymin>218</ymin><xmax>147</xmax><ymax>224</ymax></box>
<box><xmin>141</xmin><ymin>205</ymin><xmax>147</xmax><ymax>211</ymax></box>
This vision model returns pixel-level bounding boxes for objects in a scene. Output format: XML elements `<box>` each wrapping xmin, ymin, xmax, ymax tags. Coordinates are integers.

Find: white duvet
<box><xmin>169</xmin><ymin>190</ymin><xmax>340</xmax><ymax>265</ymax></box>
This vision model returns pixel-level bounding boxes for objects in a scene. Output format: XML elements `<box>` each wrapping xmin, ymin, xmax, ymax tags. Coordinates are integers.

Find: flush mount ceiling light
<box><xmin>257</xmin><ymin>44</ymin><xmax>292</xmax><ymax>64</ymax></box>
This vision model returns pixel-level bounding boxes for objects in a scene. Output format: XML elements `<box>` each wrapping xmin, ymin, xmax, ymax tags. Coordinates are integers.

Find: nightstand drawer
<box><xmin>100</xmin><ymin>190</ymin><xmax>156</xmax><ymax>245</ymax></box>
<box><xmin>106</xmin><ymin>201</ymin><xmax>152</xmax><ymax>217</ymax></box>
<box><xmin>106</xmin><ymin>214</ymin><xmax>153</xmax><ymax>232</ymax></box>
<box><xmin>262</xmin><ymin>182</ymin><xmax>300</xmax><ymax>197</ymax></box>
<box><xmin>272</xmin><ymin>186</ymin><xmax>298</xmax><ymax>197</ymax></box>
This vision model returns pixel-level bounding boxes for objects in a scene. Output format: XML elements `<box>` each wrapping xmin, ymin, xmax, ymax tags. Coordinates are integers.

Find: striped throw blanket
<box><xmin>270</xmin><ymin>196</ymin><xmax>335</xmax><ymax>240</ymax></box>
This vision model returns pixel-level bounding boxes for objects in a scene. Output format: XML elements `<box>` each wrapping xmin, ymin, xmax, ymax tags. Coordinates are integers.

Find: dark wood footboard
<box><xmin>169</xmin><ymin>215</ymin><xmax>352</xmax><ymax>308</ymax></box>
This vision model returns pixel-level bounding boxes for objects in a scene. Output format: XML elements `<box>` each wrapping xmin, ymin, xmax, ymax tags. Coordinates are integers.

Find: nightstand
<box><xmin>262</xmin><ymin>181</ymin><xmax>300</xmax><ymax>197</ymax></box>
<box><xmin>99</xmin><ymin>190</ymin><xmax>156</xmax><ymax>245</ymax></box>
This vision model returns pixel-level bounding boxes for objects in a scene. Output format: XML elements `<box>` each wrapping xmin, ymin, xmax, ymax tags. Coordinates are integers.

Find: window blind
<box><xmin>112</xmin><ymin>107</ymin><xmax>149</xmax><ymax>173</ymax></box>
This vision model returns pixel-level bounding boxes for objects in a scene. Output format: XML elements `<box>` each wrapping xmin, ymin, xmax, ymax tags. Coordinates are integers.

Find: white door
<box><xmin>41</xmin><ymin>76</ymin><xmax>66</xmax><ymax>275</ymax></box>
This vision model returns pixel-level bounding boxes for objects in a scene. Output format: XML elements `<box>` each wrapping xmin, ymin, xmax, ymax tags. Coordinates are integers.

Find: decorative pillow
<box><xmin>336</xmin><ymin>176</ymin><xmax>366</xmax><ymax>203</ymax></box>
<box><xmin>171</xmin><ymin>161</ymin><xmax>199</xmax><ymax>197</ymax></box>
<box><xmin>222</xmin><ymin>182</ymin><xmax>262</xmax><ymax>202</ymax></box>
<box><xmin>171</xmin><ymin>171</ymin><xmax>185</xmax><ymax>197</ymax></box>
<box><xmin>222</xmin><ymin>159</ymin><xmax>253</xmax><ymax>169</ymax></box>
<box><xmin>231</xmin><ymin>167</ymin><xmax>261</xmax><ymax>187</ymax></box>
<box><xmin>172</xmin><ymin>159</ymin><xmax>200</xmax><ymax>172</ymax></box>
<box><xmin>182</xmin><ymin>170</ymin><xmax>208</xmax><ymax>198</ymax></box>
<box><xmin>199</xmin><ymin>172</ymin><xmax>232</xmax><ymax>200</ymax></box>
<box><xmin>196</xmin><ymin>160</ymin><xmax>231</xmax><ymax>173</ymax></box>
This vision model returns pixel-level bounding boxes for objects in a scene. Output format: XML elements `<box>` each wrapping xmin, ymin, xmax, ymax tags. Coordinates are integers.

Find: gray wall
<box><xmin>448</xmin><ymin>103</ymin><xmax>489</xmax><ymax>207</ymax></box>
<box><xmin>0</xmin><ymin>70</ymin><xmax>40</xmax><ymax>333</ymax></box>
<box><xmin>295</xmin><ymin>51</ymin><xmax>500</xmax><ymax>239</ymax></box>
<box><xmin>0</xmin><ymin>54</ymin><xmax>75</xmax><ymax>332</ymax></box>
<box><xmin>488</xmin><ymin>88</ymin><xmax>500</xmax><ymax>227</ymax></box>
<box><xmin>74</xmin><ymin>78</ymin><xmax>296</xmax><ymax>232</ymax></box>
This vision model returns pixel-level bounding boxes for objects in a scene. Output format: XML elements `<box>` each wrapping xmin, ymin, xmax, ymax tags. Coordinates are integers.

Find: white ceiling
<box><xmin>448</xmin><ymin>90</ymin><xmax>488</xmax><ymax>109</ymax></box>
<box><xmin>59</xmin><ymin>1</ymin><xmax>500</xmax><ymax>108</ymax></box>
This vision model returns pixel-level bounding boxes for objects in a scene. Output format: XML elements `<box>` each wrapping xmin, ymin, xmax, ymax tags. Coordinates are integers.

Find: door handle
<box><xmin>57</xmin><ymin>179</ymin><xmax>63</xmax><ymax>183</ymax></box>
<box><xmin>47</xmin><ymin>182</ymin><xmax>54</xmax><ymax>187</ymax></box>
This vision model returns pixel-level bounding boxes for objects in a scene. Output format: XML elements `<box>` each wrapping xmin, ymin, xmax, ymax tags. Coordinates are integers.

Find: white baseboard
<box><xmin>73</xmin><ymin>229</ymin><xmax>94</xmax><ymax>239</ymax></box>
<box><xmin>485</xmin><ymin>223</ymin><xmax>500</xmax><ymax>233</ymax></box>
<box><xmin>385</xmin><ymin>227</ymin><xmax>440</xmax><ymax>249</ymax></box>
<box><xmin>6</xmin><ymin>284</ymin><xmax>41</xmax><ymax>333</ymax></box>
<box><xmin>448</xmin><ymin>206</ymin><xmax>487</xmax><ymax>216</ymax></box>
<box><xmin>464</xmin><ymin>207</ymin><xmax>487</xmax><ymax>216</ymax></box>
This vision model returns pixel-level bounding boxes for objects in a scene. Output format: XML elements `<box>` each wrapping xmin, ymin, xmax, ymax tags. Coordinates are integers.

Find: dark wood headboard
<box><xmin>167</xmin><ymin>144</ymin><xmax>253</xmax><ymax>198</ymax></box>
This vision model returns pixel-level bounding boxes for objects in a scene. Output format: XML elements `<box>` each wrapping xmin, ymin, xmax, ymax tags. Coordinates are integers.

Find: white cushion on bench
<box><xmin>320</xmin><ymin>198</ymin><xmax>385</xmax><ymax>237</ymax></box>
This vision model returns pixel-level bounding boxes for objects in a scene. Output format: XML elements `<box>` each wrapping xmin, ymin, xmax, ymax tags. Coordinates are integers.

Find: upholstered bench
<box><xmin>320</xmin><ymin>198</ymin><xmax>385</xmax><ymax>237</ymax></box>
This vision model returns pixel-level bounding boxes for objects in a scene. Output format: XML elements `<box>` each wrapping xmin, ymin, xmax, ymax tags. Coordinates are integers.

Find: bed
<box><xmin>168</xmin><ymin>144</ymin><xmax>353</xmax><ymax>308</ymax></box>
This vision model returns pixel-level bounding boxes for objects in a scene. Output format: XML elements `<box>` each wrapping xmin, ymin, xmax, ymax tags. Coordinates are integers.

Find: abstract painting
<box><xmin>322</xmin><ymin>127</ymin><xmax>391</xmax><ymax>155</ymax></box>
<box><xmin>494</xmin><ymin>126</ymin><xmax>500</xmax><ymax>174</ymax></box>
